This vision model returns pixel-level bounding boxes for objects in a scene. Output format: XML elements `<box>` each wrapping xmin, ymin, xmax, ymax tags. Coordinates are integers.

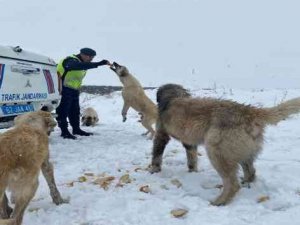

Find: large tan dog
<box><xmin>110</xmin><ymin>62</ymin><xmax>157</xmax><ymax>138</ymax></box>
<box><xmin>81</xmin><ymin>107</ymin><xmax>99</xmax><ymax>127</ymax></box>
<box><xmin>0</xmin><ymin>111</ymin><xmax>65</xmax><ymax>225</ymax></box>
<box><xmin>150</xmin><ymin>83</ymin><xmax>300</xmax><ymax>206</ymax></box>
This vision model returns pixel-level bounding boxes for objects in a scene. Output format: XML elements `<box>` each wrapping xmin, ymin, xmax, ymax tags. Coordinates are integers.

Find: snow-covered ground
<box><xmin>2</xmin><ymin>87</ymin><xmax>300</xmax><ymax>225</ymax></box>
<box><xmin>1</xmin><ymin>0</ymin><xmax>300</xmax><ymax>224</ymax></box>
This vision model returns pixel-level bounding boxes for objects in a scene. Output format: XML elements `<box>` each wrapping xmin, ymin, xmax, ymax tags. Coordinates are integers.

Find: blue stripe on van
<box><xmin>0</xmin><ymin>64</ymin><xmax>5</xmax><ymax>89</ymax></box>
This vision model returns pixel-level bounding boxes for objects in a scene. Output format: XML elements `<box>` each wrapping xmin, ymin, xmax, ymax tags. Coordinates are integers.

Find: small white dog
<box><xmin>81</xmin><ymin>107</ymin><xmax>99</xmax><ymax>126</ymax></box>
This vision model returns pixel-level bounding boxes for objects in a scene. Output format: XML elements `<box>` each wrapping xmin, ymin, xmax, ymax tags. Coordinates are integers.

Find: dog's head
<box><xmin>110</xmin><ymin>62</ymin><xmax>129</xmax><ymax>77</ymax></box>
<box><xmin>14</xmin><ymin>111</ymin><xmax>57</xmax><ymax>135</ymax></box>
<box><xmin>40</xmin><ymin>104</ymin><xmax>54</xmax><ymax>113</ymax></box>
<box><xmin>81</xmin><ymin>115</ymin><xmax>98</xmax><ymax>127</ymax></box>
<box><xmin>81</xmin><ymin>107</ymin><xmax>99</xmax><ymax>127</ymax></box>
<box><xmin>156</xmin><ymin>84</ymin><xmax>191</xmax><ymax>112</ymax></box>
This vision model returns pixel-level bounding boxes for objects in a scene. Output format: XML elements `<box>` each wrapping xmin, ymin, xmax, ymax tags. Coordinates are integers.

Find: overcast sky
<box><xmin>1</xmin><ymin>0</ymin><xmax>300</xmax><ymax>88</ymax></box>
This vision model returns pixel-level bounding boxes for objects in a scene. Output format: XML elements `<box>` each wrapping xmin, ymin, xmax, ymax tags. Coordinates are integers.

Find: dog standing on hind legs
<box><xmin>110</xmin><ymin>62</ymin><xmax>157</xmax><ymax>139</ymax></box>
<box><xmin>150</xmin><ymin>83</ymin><xmax>300</xmax><ymax>206</ymax></box>
<box><xmin>0</xmin><ymin>111</ymin><xmax>66</xmax><ymax>225</ymax></box>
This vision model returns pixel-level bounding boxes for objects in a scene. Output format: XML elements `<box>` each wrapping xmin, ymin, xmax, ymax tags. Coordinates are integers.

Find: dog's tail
<box><xmin>0</xmin><ymin>219</ymin><xmax>15</xmax><ymax>225</ymax></box>
<box><xmin>263</xmin><ymin>97</ymin><xmax>300</xmax><ymax>125</ymax></box>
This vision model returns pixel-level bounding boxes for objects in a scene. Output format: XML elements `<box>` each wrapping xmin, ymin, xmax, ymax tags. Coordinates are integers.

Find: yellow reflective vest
<box><xmin>57</xmin><ymin>55</ymin><xmax>87</xmax><ymax>90</ymax></box>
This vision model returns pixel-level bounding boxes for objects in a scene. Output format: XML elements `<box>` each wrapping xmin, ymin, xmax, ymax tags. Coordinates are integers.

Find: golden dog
<box><xmin>110</xmin><ymin>62</ymin><xmax>157</xmax><ymax>138</ymax></box>
<box><xmin>0</xmin><ymin>111</ymin><xmax>65</xmax><ymax>225</ymax></box>
<box><xmin>14</xmin><ymin>110</ymin><xmax>55</xmax><ymax>135</ymax></box>
<box><xmin>81</xmin><ymin>107</ymin><xmax>99</xmax><ymax>127</ymax></box>
<box><xmin>150</xmin><ymin>83</ymin><xmax>300</xmax><ymax>206</ymax></box>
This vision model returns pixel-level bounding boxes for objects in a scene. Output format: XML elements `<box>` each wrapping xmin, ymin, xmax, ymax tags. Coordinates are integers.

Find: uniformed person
<box><xmin>56</xmin><ymin>48</ymin><xmax>110</xmax><ymax>139</ymax></box>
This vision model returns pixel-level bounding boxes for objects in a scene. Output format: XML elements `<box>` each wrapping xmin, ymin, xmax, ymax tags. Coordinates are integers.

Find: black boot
<box><xmin>61</xmin><ymin>129</ymin><xmax>77</xmax><ymax>139</ymax></box>
<box><xmin>72</xmin><ymin>128</ymin><xmax>93</xmax><ymax>136</ymax></box>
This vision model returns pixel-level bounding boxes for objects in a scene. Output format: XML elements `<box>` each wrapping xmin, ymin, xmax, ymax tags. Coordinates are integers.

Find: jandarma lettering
<box><xmin>1</xmin><ymin>93</ymin><xmax>47</xmax><ymax>101</ymax></box>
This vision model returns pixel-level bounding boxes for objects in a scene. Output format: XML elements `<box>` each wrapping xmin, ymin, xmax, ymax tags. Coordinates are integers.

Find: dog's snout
<box><xmin>110</xmin><ymin>62</ymin><xmax>117</xmax><ymax>71</ymax></box>
<box><xmin>84</xmin><ymin>117</ymin><xmax>93</xmax><ymax>126</ymax></box>
<box><xmin>113</xmin><ymin>62</ymin><xmax>121</xmax><ymax>68</ymax></box>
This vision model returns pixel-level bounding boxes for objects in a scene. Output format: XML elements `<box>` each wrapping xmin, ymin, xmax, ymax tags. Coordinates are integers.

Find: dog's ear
<box><xmin>156</xmin><ymin>84</ymin><xmax>191</xmax><ymax>112</ymax></box>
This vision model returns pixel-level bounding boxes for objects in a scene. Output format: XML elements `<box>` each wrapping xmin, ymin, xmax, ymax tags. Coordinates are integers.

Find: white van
<box><xmin>0</xmin><ymin>45</ymin><xmax>60</xmax><ymax>127</ymax></box>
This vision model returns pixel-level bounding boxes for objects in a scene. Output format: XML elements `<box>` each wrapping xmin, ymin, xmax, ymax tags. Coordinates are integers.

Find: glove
<box><xmin>97</xmin><ymin>59</ymin><xmax>110</xmax><ymax>66</ymax></box>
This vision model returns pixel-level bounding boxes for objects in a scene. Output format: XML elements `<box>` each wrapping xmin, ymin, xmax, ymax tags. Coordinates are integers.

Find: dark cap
<box><xmin>80</xmin><ymin>48</ymin><xmax>96</xmax><ymax>57</ymax></box>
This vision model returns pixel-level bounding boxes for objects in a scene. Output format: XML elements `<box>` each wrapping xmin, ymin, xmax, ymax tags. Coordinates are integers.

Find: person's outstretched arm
<box><xmin>63</xmin><ymin>58</ymin><xmax>110</xmax><ymax>71</ymax></box>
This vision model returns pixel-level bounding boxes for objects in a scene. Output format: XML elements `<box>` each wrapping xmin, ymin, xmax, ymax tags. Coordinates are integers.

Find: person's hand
<box><xmin>97</xmin><ymin>59</ymin><xmax>111</xmax><ymax>66</ymax></box>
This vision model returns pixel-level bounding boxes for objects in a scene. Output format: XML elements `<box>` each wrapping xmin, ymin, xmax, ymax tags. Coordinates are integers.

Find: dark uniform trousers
<box><xmin>56</xmin><ymin>86</ymin><xmax>81</xmax><ymax>132</ymax></box>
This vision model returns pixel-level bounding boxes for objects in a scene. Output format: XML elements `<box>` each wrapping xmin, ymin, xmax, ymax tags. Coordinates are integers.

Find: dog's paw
<box><xmin>210</xmin><ymin>184</ymin><xmax>240</xmax><ymax>206</ymax></box>
<box><xmin>188</xmin><ymin>167</ymin><xmax>198</xmax><ymax>173</ymax></box>
<box><xmin>53</xmin><ymin>196</ymin><xmax>70</xmax><ymax>205</ymax></box>
<box><xmin>210</xmin><ymin>195</ymin><xmax>231</xmax><ymax>206</ymax></box>
<box><xmin>210</xmin><ymin>198</ymin><xmax>227</xmax><ymax>206</ymax></box>
<box><xmin>149</xmin><ymin>165</ymin><xmax>161</xmax><ymax>174</ymax></box>
<box><xmin>240</xmin><ymin>175</ymin><xmax>255</xmax><ymax>188</ymax></box>
<box><xmin>240</xmin><ymin>180</ymin><xmax>251</xmax><ymax>188</ymax></box>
